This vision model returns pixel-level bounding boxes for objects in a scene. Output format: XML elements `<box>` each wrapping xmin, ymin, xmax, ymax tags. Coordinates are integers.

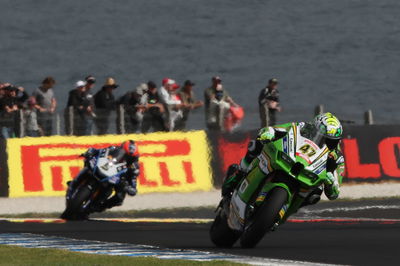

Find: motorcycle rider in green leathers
<box><xmin>222</xmin><ymin>112</ymin><xmax>345</xmax><ymax>206</ymax></box>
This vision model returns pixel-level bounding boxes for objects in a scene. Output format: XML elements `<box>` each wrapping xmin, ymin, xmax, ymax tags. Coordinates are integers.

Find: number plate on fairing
<box><xmin>94</xmin><ymin>149</ymin><xmax>127</xmax><ymax>181</ymax></box>
<box><xmin>289</xmin><ymin>126</ymin><xmax>329</xmax><ymax>173</ymax></box>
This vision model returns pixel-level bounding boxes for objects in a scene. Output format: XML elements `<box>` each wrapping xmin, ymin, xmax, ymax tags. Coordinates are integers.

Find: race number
<box><xmin>299</xmin><ymin>144</ymin><xmax>316</xmax><ymax>157</ymax></box>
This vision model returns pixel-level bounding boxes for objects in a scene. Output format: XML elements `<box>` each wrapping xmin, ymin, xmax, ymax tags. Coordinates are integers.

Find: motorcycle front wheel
<box><xmin>240</xmin><ymin>186</ymin><xmax>288</xmax><ymax>248</ymax></box>
<box><xmin>210</xmin><ymin>207</ymin><xmax>241</xmax><ymax>248</ymax></box>
<box><xmin>61</xmin><ymin>185</ymin><xmax>92</xmax><ymax>220</ymax></box>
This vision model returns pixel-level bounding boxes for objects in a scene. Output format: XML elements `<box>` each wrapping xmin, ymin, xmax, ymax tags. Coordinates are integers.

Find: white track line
<box><xmin>0</xmin><ymin>233</ymin><xmax>338</xmax><ymax>266</ymax></box>
<box><xmin>301</xmin><ymin>204</ymin><xmax>400</xmax><ymax>214</ymax></box>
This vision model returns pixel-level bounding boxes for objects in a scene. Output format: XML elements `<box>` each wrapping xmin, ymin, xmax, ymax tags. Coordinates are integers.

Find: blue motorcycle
<box><xmin>61</xmin><ymin>148</ymin><xmax>129</xmax><ymax>220</ymax></box>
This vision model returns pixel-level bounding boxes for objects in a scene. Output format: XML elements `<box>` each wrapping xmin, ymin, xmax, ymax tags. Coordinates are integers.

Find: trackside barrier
<box><xmin>0</xmin><ymin>139</ymin><xmax>8</xmax><ymax>197</ymax></box>
<box><xmin>5</xmin><ymin>131</ymin><xmax>212</xmax><ymax>198</ymax></box>
<box><xmin>207</xmin><ymin>125</ymin><xmax>400</xmax><ymax>187</ymax></box>
<box><xmin>1</xmin><ymin>126</ymin><xmax>400</xmax><ymax>198</ymax></box>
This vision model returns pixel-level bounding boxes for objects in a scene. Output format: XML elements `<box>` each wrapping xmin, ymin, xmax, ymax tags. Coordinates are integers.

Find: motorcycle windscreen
<box><xmin>299</xmin><ymin>123</ymin><xmax>326</xmax><ymax>148</ymax></box>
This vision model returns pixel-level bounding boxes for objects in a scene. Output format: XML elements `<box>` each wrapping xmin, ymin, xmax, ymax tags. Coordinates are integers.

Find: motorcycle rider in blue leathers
<box><xmin>67</xmin><ymin>140</ymin><xmax>139</xmax><ymax>212</ymax></box>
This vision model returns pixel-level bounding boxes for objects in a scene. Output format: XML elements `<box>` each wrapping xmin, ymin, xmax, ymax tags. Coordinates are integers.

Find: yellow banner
<box><xmin>7</xmin><ymin>131</ymin><xmax>212</xmax><ymax>197</ymax></box>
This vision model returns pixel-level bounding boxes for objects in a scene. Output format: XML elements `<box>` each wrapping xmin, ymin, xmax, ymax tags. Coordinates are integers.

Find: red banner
<box><xmin>208</xmin><ymin>126</ymin><xmax>400</xmax><ymax>186</ymax></box>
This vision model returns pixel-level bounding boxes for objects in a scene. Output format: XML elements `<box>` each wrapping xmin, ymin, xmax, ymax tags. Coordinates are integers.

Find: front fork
<box><xmin>66</xmin><ymin>167</ymin><xmax>91</xmax><ymax>200</ymax></box>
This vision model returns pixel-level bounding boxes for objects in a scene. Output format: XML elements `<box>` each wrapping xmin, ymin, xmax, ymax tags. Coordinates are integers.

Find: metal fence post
<box><xmin>364</xmin><ymin>110</ymin><xmax>374</xmax><ymax>125</ymax></box>
<box><xmin>166</xmin><ymin>105</ymin><xmax>174</xmax><ymax>132</ymax></box>
<box><xmin>217</xmin><ymin>103</ymin><xmax>225</xmax><ymax>132</ymax></box>
<box><xmin>68</xmin><ymin>106</ymin><xmax>74</xmax><ymax>136</ymax></box>
<box><xmin>117</xmin><ymin>105</ymin><xmax>126</xmax><ymax>134</ymax></box>
<box><xmin>55</xmin><ymin>113</ymin><xmax>61</xmax><ymax>135</ymax></box>
<box><xmin>314</xmin><ymin>104</ymin><xmax>324</xmax><ymax>116</ymax></box>
<box><xmin>263</xmin><ymin>104</ymin><xmax>270</xmax><ymax>127</ymax></box>
<box><xmin>18</xmin><ymin>109</ymin><xmax>25</xmax><ymax>138</ymax></box>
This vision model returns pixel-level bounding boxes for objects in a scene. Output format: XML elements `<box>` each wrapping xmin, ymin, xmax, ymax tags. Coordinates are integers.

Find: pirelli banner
<box><xmin>208</xmin><ymin>125</ymin><xmax>400</xmax><ymax>187</ymax></box>
<box><xmin>4</xmin><ymin>131</ymin><xmax>212</xmax><ymax>198</ymax></box>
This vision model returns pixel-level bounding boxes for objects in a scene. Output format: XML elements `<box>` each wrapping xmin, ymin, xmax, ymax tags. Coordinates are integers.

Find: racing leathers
<box><xmin>222</xmin><ymin>122</ymin><xmax>345</xmax><ymax>203</ymax></box>
<box><xmin>67</xmin><ymin>145</ymin><xmax>139</xmax><ymax>211</ymax></box>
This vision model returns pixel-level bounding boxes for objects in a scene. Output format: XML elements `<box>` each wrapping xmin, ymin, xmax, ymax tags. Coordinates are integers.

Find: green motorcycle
<box><xmin>210</xmin><ymin>123</ymin><xmax>331</xmax><ymax>248</ymax></box>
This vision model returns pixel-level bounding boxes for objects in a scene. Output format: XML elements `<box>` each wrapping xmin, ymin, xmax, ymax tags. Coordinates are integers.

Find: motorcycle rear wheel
<box><xmin>240</xmin><ymin>186</ymin><xmax>288</xmax><ymax>248</ymax></box>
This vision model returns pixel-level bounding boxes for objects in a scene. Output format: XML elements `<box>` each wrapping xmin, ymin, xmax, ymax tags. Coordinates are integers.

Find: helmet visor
<box><xmin>300</xmin><ymin>123</ymin><xmax>326</xmax><ymax>148</ymax></box>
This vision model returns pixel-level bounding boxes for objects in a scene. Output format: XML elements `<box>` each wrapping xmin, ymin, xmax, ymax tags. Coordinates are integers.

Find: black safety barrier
<box><xmin>207</xmin><ymin>125</ymin><xmax>400</xmax><ymax>188</ymax></box>
<box><xmin>0</xmin><ymin>139</ymin><xmax>8</xmax><ymax>197</ymax></box>
<box><xmin>0</xmin><ymin>125</ymin><xmax>399</xmax><ymax>197</ymax></box>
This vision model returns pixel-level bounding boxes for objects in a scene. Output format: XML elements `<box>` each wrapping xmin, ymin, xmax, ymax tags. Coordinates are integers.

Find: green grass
<box><xmin>0</xmin><ymin>245</ymin><xmax>244</xmax><ymax>266</ymax></box>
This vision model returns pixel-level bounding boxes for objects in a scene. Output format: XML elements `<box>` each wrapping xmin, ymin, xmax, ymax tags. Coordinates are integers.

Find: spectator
<box><xmin>67</xmin><ymin>81</ymin><xmax>92</xmax><ymax>136</ymax></box>
<box><xmin>0</xmin><ymin>84</ymin><xmax>4</xmax><ymax>135</ymax></box>
<box><xmin>118</xmin><ymin>83</ymin><xmax>148</xmax><ymax>133</ymax></box>
<box><xmin>0</xmin><ymin>83</ymin><xmax>6</xmax><ymax>100</ymax></box>
<box><xmin>1</xmin><ymin>84</ymin><xmax>12</xmax><ymax>137</ymax></box>
<box><xmin>94</xmin><ymin>77</ymin><xmax>118</xmax><ymax>135</ymax></box>
<box><xmin>24</xmin><ymin>97</ymin><xmax>41</xmax><ymax>137</ymax></box>
<box><xmin>204</xmin><ymin>76</ymin><xmax>222</xmax><ymax>112</ymax></box>
<box><xmin>142</xmin><ymin>81</ymin><xmax>166</xmax><ymax>133</ymax></box>
<box><xmin>83</xmin><ymin>75</ymin><xmax>97</xmax><ymax>134</ymax></box>
<box><xmin>15</xmin><ymin>86</ymin><xmax>29</xmax><ymax>105</ymax></box>
<box><xmin>204</xmin><ymin>76</ymin><xmax>237</xmax><ymax>130</ymax></box>
<box><xmin>158</xmin><ymin>78</ymin><xmax>185</xmax><ymax>131</ymax></box>
<box><xmin>158</xmin><ymin>78</ymin><xmax>172</xmax><ymax>104</ymax></box>
<box><xmin>32</xmin><ymin>77</ymin><xmax>57</xmax><ymax>136</ymax></box>
<box><xmin>0</xmin><ymin>85</ymin><xmax>27</xmax><ymax>138</ymax></box>
<box><xmin>175</xmin><ymin>80</ymin><xmax>203</xmax><ymax>131</ymax></box>
<box><xmin>258</xmin><ymin>78</ymin><xmax>281</xmax><ymax>127</ymax></box>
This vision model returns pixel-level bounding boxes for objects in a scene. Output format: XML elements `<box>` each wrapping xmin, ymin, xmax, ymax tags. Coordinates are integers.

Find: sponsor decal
<box><xmin>7</xmin><ymin>131</ymin><xmax>212</xmax><ymax>197</ymax></box>
<box><xmin>255</xmin><ymin>191</ymin><xmax>268</xmax><ymax>203</ymax></box>
<box><xmin>279</xmin><ymin>204</ymin><xmax>288</xmax><ymax>219</ymax></box>
<box><xmin>282</xmin><ymin>136</ymin><xmax>288</xmax><ymax>154</ymax></box>
<box><xmin>211</xmin><ymin>126</ymin><xmax>400</xmax><ymax>183</ymax></box>
<box><xmin>258</xmin><ymin>152</ymin><xmax>272</xmax><ymax>174</ymax></box>
<box><xmin>342</xmin><ymin>137</ymin><xmax>400</xmax><ymax>179</ymax></box>
<box><xmin>313</xmin><ymin>162</ymin><xmax>326</xmax><ymax>175</ymax></box>
<box><xmin>239</xmin><ymin>179</ymin><xmax>248</xmax><ymax>193</ymax></box>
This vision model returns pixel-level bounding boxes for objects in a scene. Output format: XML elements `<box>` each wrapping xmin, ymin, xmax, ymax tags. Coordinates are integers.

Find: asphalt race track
<box><xmin>1</xmin><ymin>199</ymin><xmax>399</xmax><ymax>266</ymax></box>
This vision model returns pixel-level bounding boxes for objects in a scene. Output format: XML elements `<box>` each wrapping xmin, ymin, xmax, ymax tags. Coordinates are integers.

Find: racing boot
<box><xmin>102</xmin><ymin>189</ymin><xmax>126</xmax><ymax>210</ymax></box>
<box><xmin>300</xmin><ymin>186</ymin><xmax>323</xmax><ymax>208</ymax></box>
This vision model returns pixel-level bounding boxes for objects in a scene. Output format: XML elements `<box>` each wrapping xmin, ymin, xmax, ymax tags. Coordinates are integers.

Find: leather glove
<box><xmin>326</xmin><ymin>172</ymin><xmax>335</xmax><ymax>186</ymax></box>
<box><xmin>258</xmin><ymin>127</ymin><xmax>275</xmax><ymax>142</ymax></box>
<box><xmin>80</xmin><ymin>148</ymin><xmax>96</xmax><ymax>158</ymax></box>
<box><xmin>325</xmin><ymin>172</ymin><xmax>340</xmax><ymax>200</ymax></box>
